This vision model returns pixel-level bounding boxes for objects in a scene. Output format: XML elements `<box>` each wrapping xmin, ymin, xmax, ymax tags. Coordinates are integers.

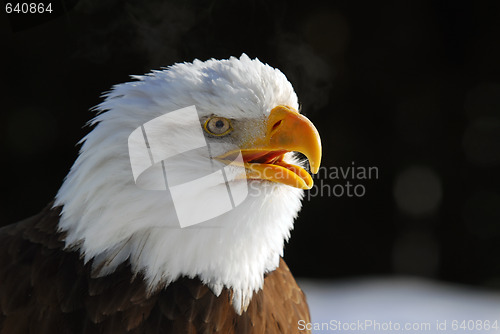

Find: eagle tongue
<box><xmin>248</xmin><ymin>150</ymin><xmax>287</xmax><ymax>164</ymax></box>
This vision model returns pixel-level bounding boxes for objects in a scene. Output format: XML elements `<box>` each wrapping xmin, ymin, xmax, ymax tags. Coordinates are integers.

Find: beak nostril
<box><xmin>270</xmin><ymin>120</ymin><xmax>283</xmax><ymax>135</ymax></box>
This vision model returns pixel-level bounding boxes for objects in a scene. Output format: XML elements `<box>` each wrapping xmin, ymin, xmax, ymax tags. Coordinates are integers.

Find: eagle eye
<box><xmin>204</xmin><ymin>117</ymin><xmax>233</xmax><ymax>136</ymax></box>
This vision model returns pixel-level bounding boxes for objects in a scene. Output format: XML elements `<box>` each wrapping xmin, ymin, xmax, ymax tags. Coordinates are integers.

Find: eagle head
<box><xmin>55</xmin><ymin>54</ymin><xmax>321</xmax><ymax>313</ymax></box>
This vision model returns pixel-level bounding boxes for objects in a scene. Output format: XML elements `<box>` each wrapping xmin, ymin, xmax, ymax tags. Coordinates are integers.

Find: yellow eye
<box><xmin>204</xmin><ymin>117</ymin><xmax>233</xmax><ymax>136</ymax></box>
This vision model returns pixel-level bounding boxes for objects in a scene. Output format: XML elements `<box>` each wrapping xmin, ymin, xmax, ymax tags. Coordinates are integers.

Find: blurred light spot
<box><xmin>392</xmin><ymin>231</ymin><xmax>440</xmax><ymax>276</ymax></box>
<box><xmin>394</xmin><ymin>166</ymin><xmax>442</xmax><ymax>216</ymax></box>
<box><xmin>463</xmin><ymin>191</ymin><xmax>500</xmax><ymax>239</ymax></box>
<box><xmin>463</xmin><ymin>118</ymin><xmax>500</xmax><ymax>166</ymax></box>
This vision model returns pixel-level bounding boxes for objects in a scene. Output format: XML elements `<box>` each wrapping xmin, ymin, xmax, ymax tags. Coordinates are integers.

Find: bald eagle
<box><xmin>0</xmin><ymin>54</ymin><xmax>321</xmax><ymax>333</ymax></box>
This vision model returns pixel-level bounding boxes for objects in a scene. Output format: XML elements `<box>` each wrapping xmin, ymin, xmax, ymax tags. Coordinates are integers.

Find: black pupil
<box><xmin>215</xmin><ymin>120</ymin><xmax>224</xmax><ymax>129</ymax></box>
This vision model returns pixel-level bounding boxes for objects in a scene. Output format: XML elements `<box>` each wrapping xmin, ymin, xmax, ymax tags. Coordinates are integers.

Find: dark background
<box><xmin>2</xmin><ymin>0</ymin><xmax>500</xmax><ymax>289</ymax></box>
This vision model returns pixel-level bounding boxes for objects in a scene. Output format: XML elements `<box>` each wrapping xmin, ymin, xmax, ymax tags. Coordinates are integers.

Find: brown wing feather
<box><xmin>0</xmin><ymin>203</ymin><xmax>311</xmax><ymax>333</ymax></box>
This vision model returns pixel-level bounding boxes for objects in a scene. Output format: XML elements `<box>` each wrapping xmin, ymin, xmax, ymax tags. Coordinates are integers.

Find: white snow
<box><xmin>298</xmin><ymin>277</ymin><xmax>500</xmax><ymax>333</ymax></box>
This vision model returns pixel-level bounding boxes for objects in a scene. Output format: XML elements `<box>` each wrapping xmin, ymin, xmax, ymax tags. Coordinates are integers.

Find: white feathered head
<box><xmin>55</xmin><ymin>54</ymin><xmax>321</xmax><ymax>313</ymax></box>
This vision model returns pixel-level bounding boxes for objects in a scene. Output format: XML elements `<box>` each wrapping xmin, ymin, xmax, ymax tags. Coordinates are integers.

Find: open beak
<box><xmin>217</xmin><ymin>105</ymin><xmax>322</xmax><ymax>189</ymax></box>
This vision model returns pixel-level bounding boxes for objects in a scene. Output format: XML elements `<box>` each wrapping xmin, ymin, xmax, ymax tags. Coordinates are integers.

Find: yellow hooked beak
<box><xmin>217</xmin><ymin>105</ymin><xmax>322</xmax><ymax>189</ymax></box>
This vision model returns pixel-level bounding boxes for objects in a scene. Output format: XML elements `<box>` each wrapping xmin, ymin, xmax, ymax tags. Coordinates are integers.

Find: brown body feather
<box><xmin>0</xmin><ymin>204</ymin><xmax>311</xmax><ymax>333</ymax></box>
